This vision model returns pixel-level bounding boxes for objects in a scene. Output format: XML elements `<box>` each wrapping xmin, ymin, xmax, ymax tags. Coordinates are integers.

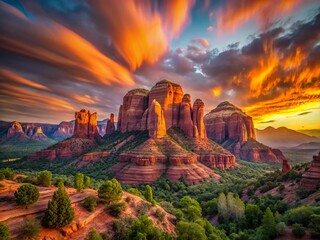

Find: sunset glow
<box><xmin>0</xmin><ymin>0</ymin><xmax>319</xmax><ymax>130</ymax></box>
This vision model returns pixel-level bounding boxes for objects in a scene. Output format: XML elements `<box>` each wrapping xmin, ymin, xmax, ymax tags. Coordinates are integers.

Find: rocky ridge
<box><xmin>27</xmin><ymin>109</ymin><xmax>101</xmax><ymax>161</ymax></box>
<box><xmin>204</xmin><ymin>101</ymin><xmax>287</xmax><ymax>162</ymax></box>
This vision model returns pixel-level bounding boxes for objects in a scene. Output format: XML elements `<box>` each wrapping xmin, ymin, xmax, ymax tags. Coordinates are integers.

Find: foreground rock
<box><xmin>204</xmin><ymin>102</ymin><xmax>287</xmax><ymax>162</ymax></box>
<box><xmin>300</xmin><ymin>152</ymin><xmax>320</xmax><ymax>190</ymax></box>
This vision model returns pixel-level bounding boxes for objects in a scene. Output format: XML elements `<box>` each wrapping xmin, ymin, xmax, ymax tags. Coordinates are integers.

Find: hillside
<box><xmin>0</xmin><ymin>178</ymin><xmax>175</xmax><ymax>239</ymax></box>
<box><xmin>255</xmin><ymin>126</ymin><xmax>320</xmax><ymax>148</ymax></box>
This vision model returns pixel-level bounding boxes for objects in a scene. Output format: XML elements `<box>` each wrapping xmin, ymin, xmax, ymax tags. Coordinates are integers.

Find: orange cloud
<box><xmin>0</xmin><ymin>2</ymin><xmax>134</xmax><ymax>87</ymax></box>
<box><xmin>0</xmin><ymin>69</ymin><xmax>49</xmax><ymax>91</ymax></box>
<box><xmin>91</xmin><ymin>0</ymin><xmax>195</xmax><ymax>71</ymax></box>
<box><xmin>211</xmin><ymin>87</ymin><xmax>222</xmax><ymax>97</ymax></box>
<box><xmin>216</xmin><ymin>0</ymin><xmax>302</xmax><ymax>32</ymax></box>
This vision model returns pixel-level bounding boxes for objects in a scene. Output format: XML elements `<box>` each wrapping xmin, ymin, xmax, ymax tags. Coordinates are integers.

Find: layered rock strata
<box><xmin>204</xmin><ymin>102</ymin><xmax>287</xmax><ymax>162</ymax></box>
<box><xmin>300</xmin><ymin>152</ymin><xmax>320</xmax><ymax>190</ymax></box>
<box><xmin>112</xmin><ymin>137</ymin><xmax>220</xmax><ymax>184</ymax></box>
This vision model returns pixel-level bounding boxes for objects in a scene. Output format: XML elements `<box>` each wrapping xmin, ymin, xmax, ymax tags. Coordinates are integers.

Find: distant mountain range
<box><xmin>255</xmin><ymin>126</ymin><xmax>320</xmax><ymax>148</ymax></box>
<box><xmin>0</xmin><ymin>119</ymin><xmax>109</xmax><ymax>144</ymax></box>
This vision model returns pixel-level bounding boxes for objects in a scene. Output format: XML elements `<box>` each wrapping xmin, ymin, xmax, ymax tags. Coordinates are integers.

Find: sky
<box><xmin>0</xmin><ymin>0</ymin><xmax>319</xmax><ymax>130</ymax></box>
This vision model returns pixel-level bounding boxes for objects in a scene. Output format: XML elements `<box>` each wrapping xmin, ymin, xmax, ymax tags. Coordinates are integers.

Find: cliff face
<box><xmin>117</xmin><ymin>80</ymin><xmax>207</xmax><ymax>139</ymax></box>
<box><xmin>300</xmin><ymin>152</ymin><xmax>320</xmax><ymax>190</ymax></box>
<box><xmin>204</xmin><ymin>102</ymin><xmax>286</xmax><ymax>162</ymax></box>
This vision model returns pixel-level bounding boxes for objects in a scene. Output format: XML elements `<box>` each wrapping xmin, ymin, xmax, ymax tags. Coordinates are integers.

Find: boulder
<box><xmin>105</xmin><ymin>113</ymin><xmax>115</xmax><ymax>136</ymax></box>
<box><xmin>148</xmin><ymin>100</ymin><xmax>166</xmax><ymax>138</ymax></box>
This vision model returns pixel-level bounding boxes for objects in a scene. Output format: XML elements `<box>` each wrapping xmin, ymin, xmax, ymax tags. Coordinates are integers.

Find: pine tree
<box><xmin>261</xmin><ymin>207</ymin><xmax>277</xmax><ymax>238</ymax></box>
<box><xmin>42</xmin><ymin>183</ymin><xmax>74</xmax><ymax>228</ymax></box>
<box><xmin>74</xmin><ymin>173</ymin><xmax>84</xmax><ymax>192</ymax></box>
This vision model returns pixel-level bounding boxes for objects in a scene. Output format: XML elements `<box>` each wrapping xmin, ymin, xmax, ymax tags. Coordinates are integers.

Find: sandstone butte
<box><xmin>27</xmin><ymin>109</ymin><xmax>101</xmax><ymax>161</ymax></box>
<box><xmin>300</xmin><ymin>152</ymin><xmax>320</xmax><ymax>190</ymax></box>
<box><xmin>204</xmin><ymin>101</ymin><xmax>288</xmax><ymax>163</ymax></box>
<box><xmin>113</xmin><ymin>80</ymin><xmax>236</xmax><ymax>184</ymax></box>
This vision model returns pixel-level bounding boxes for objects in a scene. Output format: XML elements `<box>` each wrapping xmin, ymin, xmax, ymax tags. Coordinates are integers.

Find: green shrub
<box><xmin>127</xmin><ymin>188</ymin><xmax>144</xmax><ymax>199</ymax></box>
<box><xmin>0</xmin><ymin>183</ymin><xmax>5</xmax><ymax>190</ymax></box>
<box><xmin>74</xmin><ymin>173</ymin><xmax>84</xmax><ymax>192</ymax></box>
<box><xmin>278</xmin><ymin>184</ymin><xmax>285</xmax><ymax>193</ymax></box>
<box><xmin>87</xmin><ymin>228</ymin><xmax>103</xmax><ymax>240</ymax></box>
<box><xmin>0</xmin><ymin>168</ymin><xmax>14</xmax><ymax>180</ymax></box>
<box><xmin>144</xmin><ymin>185</ymin><xmax>156</xmax><ymax>206</ymax></box>
<box><xmin>309</xmin><ymin>214</ymin><xmax>320</xmax><ymax>238</ymax></box>
<box><xmin>276</xmin><ymin>222</ymin><xmax>286</xmax><ymax>235</ymax></box>
<box><xmin>0</xmin><ymin>172</ymin><xmax>4</xmax><ymax>180</ymax></box>
<box><xmin>292</xmin><ymin>223</ymin><xmax>305</xmax><ymax>237</ymax></box>
<box><xmin>125</xmin><ymin>196</ymin><xmax>131</xmax><ymax>203</ymax></box>
<box><xmin>98</xmin><ymin>178</ymin><xmax>122</xmax><ymax>204</ymax></box>
<box><xmin>37</xmin><ymin>170</ymin><xmax>52</xmax><ymax>187</ymax></box>
<box><xmin>83</xmin><ymin>195</ymin><xmax>97</xmax><ymax>212</ymax></box>
<box><xmin>284</xmin><ymin>205</ymin><xmax>314</xmax><ymax>226</ymax></box>
<box><xmin>84</xmin><ymin>176</ymin><xmax>91</xmax><ymax>189</ymax></box>
<box><xmin>296</xmin><ymin>188</ymin><xmax>310</xmax><ymax>199</ymax></box>
<box><xmin>108</xmin><ymin>202</ymin><xmax>126</xmax><ymax>217</ymax></box>
<box><xmin>14</xmin><ymin>184</ymin><xmax>39</xmax><ymax>208</ymax></box>
<box><xmin>19</xmin><ymin>218</ymin><xmax>41</xmax><ymax>240</ymax></box>
<box><xmin>155</xmin><ymin>208</ymin><xmax>166</xmax><ymax>222</ymax></box>
<box><xmin>0</xmin><ymin>222</ymin><xmax>11</xmax><ymax>240</ymax></box>
<box><xmin>136</xmin><ymin>202</ymin><xmax>151</xmax><ymax>216</ymax></box>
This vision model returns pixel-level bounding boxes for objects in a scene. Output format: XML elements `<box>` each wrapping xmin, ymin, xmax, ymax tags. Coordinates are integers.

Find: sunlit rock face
<box><xmin>147</xmin><ymin>99</ymin><xmax>166</xmax><ymax>138</ymax></box>
<box><xmin>282</xmin><ymin>158</ymin><xmax>292</xmax><ymax>174</ymax></box>
<box><xmin>117</xmin><ymin>79</ymin><xmax>207</xmax><ymax>139</ymax></box>
<box><xmin>205</xmin><ymin>102</ymin><xmax>287</xmax><ymax>162</ymax></box>
<box><xmin>300</xmin><ymin>152</ymin><xmax>320</xmax><ymax>190</ymax></box>
<box><xmin>73</xmin><ymin>109</ymin><xmax>100</xmax><ymax>140</ymax></box>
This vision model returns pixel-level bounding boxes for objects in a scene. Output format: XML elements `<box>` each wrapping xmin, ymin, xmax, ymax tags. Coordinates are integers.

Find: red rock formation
<box><xmin>205</xmin><ymin>102</ymin><xmax>286</xmax><ymax>162</ymax></box>
<box><xmin>0</xmin><ymin>121</ymin><xmax>29</xmax><ymax>143</ymax></box>
<box><xmin>178</xmin><ymin>94</ymin><xmax>194</xmax><ymax>137</ymax></box>
<box><xmin>148</xmin><ymin>80</ymin><xmax>183</xmax><ymax>129</ymax></box>
<box><xmin>105</xmin><ymin>113</ymin><xmax>115</xmax><ymax>136</ymax></box>
<box><xmin>73</xmin><ymin>109</ymin><xmax>100</xmax><ymax>140</ymax></box>
<box><xmin>27</xmin><ymin>138</ymin><xmax>96</xmax><ymax>161</ymax></box>
<box><xmin>70</xmin><ymin>151</ymin><xmax>110</xmax><ymax>168</ymax></box>
<box><xmin>29</xmin><ymin>127</ymin><xmax>48</xmax><ymax>141</ymax></box>
<box><xmin>205</xmin><ymin>101</ymin><xmax>255</xmax><ymax>143</ymax></box>
<box><xmin>282</xmin><ymin>158</ymin><xmax>292</xmax><ymax>174</ymax></box>
<box><xmin>118</xmin><ymin>89</ymin><xmax>149</xmax><ymax>132</ymax></box>
<box><xmin>148</xmin><ymin>100</ymin><xmax>166</xmax><ymax>138</ymax></box>
<box><xmin>300</xmin><ymin>152</ymin><xmax>320</xmax><ymax>190</ymax></box>
<box><xmin>193</xmin><ymin>99</ymin><xmax>206</xmax><ymax>139</ymax></box>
